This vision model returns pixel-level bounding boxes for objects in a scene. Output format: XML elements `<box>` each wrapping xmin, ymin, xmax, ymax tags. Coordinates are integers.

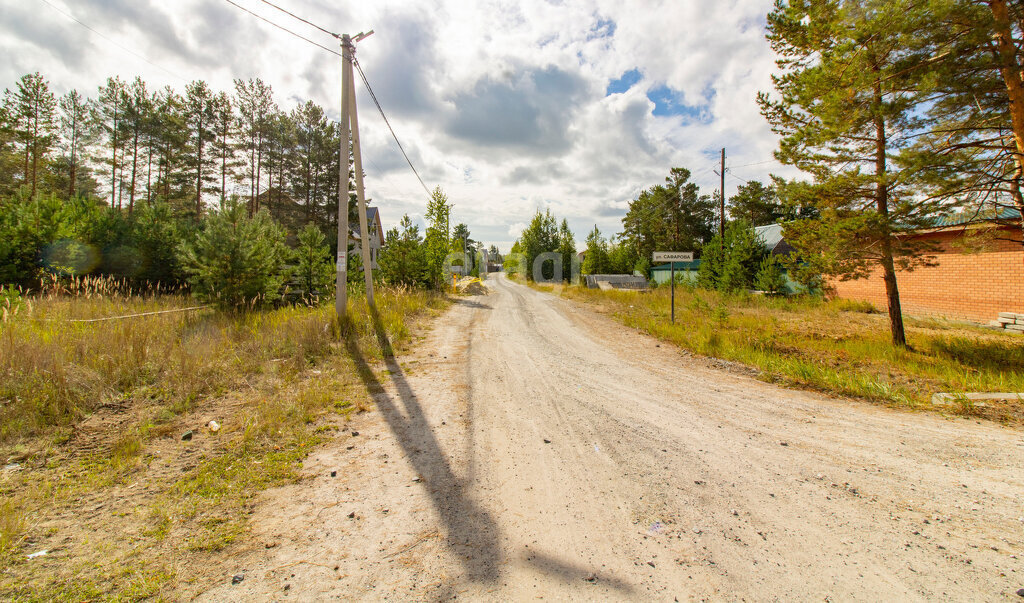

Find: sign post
<box><xmin>653</xmin><ymin>252</ymin><xmax>694</xmax><ymax>324</ymax></box>
<box><xmin>671</xmin><ymin>262</ymin><xmax>675</xmax><ymax>322</ymax></box>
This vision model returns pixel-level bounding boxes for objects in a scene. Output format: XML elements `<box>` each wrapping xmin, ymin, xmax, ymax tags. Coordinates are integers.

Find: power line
<box><xmin>220</xmin><ymin>2</ymin><xmax>432</xmax><ymax>198</ymax></box>
<box><xmin>255</xmin><ymin>0</ymin><xmax>340</xmax><ymax>39</ymax></box>
<box><xmin>222</xmin><ymin>0</ymin><xmax>341</xmax><ymax>56</ymax></box>
<box><xmin>729</xmin><ymin>158</ymin><xmax>777</xmax><ymax>169</ymax></box>
<box><xmin>726</xmin><ymin>169</ymin><xmax>750</xmax><ymax>184</ymax></box>
<box><xmin>37</xmin><ymin>0</ymin><xmax>188</xmax><ymax>82</ymax></box>
<box><xmin>353</xmin><ymin>59</ymin><xmax>433</xmax><ymax>197</ymax></box>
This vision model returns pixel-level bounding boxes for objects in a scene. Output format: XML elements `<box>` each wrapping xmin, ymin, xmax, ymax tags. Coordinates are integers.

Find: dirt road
<box><xmin>200</xmin><ymin>274</ymin><xmax>1024</xmax><ymax>600</ymax></box>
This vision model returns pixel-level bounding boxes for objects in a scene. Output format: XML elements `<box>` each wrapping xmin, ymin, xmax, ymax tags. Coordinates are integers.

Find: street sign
<box><xmin>653</xmin><ymin>251</ymin><xmax>694</xmax><ymax>262</ymax></box>
<box><xmin>652</xmin><ymin>251</ymin><xmax>693</xmax><ymax>324</ymax></box>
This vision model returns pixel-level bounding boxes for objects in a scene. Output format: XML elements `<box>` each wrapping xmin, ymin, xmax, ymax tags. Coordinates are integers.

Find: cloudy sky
<box><xmin>1</xmin><ymin>0</ymin><xmax>800</xmax><ymax>251</ymax></box>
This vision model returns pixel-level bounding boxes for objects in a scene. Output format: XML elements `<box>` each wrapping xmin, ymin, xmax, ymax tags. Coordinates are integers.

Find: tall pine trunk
<box><xmin>129</xmin><ymin>127</ymin><xmax>139</xmax><ymax>215</ymax></box>
<box><xmin>255</xmin><ymin>132</ymin><xmax>263</xmax><ymax>214</ymax></box>
<box><xmin>30</xmin><ymin>104</ymin><xmax>38</xmax><ymax>198</ymax></box>
<box><xmin>196</xmin><ymin>116</ymin><xmax>204</xmax><ymax>219</ymax></box>
<box><xmin>220</xmin><ymin>128</ymin><xmax>228</xmax><ymax>209</ymax></box>
<box><xmin>873</xmin><ymin>73</ymin><xmax>907</xmax><ymax>347</ymax></box>
<box><xmin>146</xmin><ymin>143</ymin><xmax>153</xmax><ymax>206</ymax></box>
<box><xmin>69</xmin><ymin>113</ymin><xmax>78</xmax><ymax>198</ymax></box>
<box><xmin>989</xmin><ymin>0</ymin><xmax>1024</xmax><ymax>246</ymax></box>
<box><xmin>110</xmin><ymin>107</ymin><xmax>118</xmax><ymax>208</ymax></box>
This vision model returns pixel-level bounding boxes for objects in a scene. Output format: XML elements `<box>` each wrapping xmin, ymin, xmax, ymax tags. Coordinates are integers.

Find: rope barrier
<box><xmin>32</xmin><ymin>305</ymin><xmax>211</xmax><ymax>323</ymax></box>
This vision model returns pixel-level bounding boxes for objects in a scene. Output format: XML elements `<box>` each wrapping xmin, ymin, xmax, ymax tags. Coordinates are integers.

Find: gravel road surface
<box><xmin>200</xmin><ymin>273</ymin><xmax>1024</xmax><ymax>601</ymax></box>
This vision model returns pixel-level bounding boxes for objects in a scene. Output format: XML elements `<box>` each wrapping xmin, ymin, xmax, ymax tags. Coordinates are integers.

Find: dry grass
<box><xmin>0</xmin><ymin>280</ymin><xmax>449</xmax><ymax>599</ymax></box>
<box><xmin>558</xmin><ymin>284</ymin><xmax>1024</xmax><ymax>424</ymax></box>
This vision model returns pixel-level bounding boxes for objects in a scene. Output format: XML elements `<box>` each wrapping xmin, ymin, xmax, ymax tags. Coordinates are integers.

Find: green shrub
<box><xmin>699</xmin><ymin>219</ymin><xmax>767</xmax><ymax>292</ymax></box>
<box><xmin>378</xmin><ymin>215</ymin><xmax>429</xmax><ymax>288</ymax></box>
<box><xmin>293</xmin><ymin>224</ymin><xmax>335</xmax><ymax>302</ymax></box>
<box><xmin>755</xmin><ymin>255</ymin><xmax>787</xmax><ymax>295</ymax></box>
<box><xmin>177</xmin><ymin>203</ymin><xmax>290</xmax><ymax>310</ymax></box>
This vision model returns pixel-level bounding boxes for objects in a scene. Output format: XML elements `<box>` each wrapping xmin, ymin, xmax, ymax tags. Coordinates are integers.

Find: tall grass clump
<box><xmin>0</xmin><ymin>279</ymin><xmax>447</xmax><ymax>450</ymax></box>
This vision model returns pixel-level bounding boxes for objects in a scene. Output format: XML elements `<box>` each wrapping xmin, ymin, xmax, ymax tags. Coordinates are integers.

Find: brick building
<box><xmin>829</xmin><ymin>219</ymin><xmax>1023</xmax><ymax>323</ymax></box>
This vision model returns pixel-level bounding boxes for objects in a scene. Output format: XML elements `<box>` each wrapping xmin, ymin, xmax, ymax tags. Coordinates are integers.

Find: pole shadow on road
<box><xmin>450</xmin><ymin>297</ymin><xmax>492</xmax><ymax>311</ymax></box>
<box><xmin>341</xmin><ymin>308</ymin><xmax>501</xmax><ymax>584</ymax></box>
<box><xmin>520</xmin><ymin>550</ymin><xmax>636</xmax><ymax>596</ymax></box>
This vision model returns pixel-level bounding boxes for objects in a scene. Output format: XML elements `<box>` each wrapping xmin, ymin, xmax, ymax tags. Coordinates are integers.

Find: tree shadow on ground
<box><xmin>341</xmin><ymin>308</ymin><xmax>501</xmax><ymax>584</ymax></box>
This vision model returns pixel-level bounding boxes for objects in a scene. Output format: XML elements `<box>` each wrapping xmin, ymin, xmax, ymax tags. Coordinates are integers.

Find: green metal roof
<box><xmin>929</xmin><ymin>206</ymin><xmax>1020</xmax><ymax>228</ymax></box>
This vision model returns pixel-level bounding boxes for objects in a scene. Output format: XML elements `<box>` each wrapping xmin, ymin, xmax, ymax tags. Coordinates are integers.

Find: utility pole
<box><xmin>720</xmin><ymin>147</ymin><xmax>726</xmax><ymax>240</ymax></box>
<box><xmin>334</xmin><ymin>34</ymin><xmax>352</xmax><ymax>322</ymax></box>
<box><xmin>334</xmin><ymin>31</ymin><xmax>375</xmax><ymax>325</ymax></box>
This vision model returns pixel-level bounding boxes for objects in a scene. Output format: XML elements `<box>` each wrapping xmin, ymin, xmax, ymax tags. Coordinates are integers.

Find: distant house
<box><xmin>348</xmin><ymin>206</ymin><xmax>384</xmax><ymax>270</ymax></box>
<box><xmin>754</xmin><ymin>223</ymin><xmax>796</xmax><ymax>256</ymax></box>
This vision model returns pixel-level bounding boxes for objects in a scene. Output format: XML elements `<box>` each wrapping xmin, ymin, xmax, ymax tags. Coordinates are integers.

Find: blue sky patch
<box><xmin>606</xmin><ymin>68</ymin><xmax>641</xmax><ymax>95</ymax></box>
<box><xmin>646</xmin><ymin>84</ymin><xmax>710</xmax><ymax>121</ymax></box>
<box><xmin>587</xmin><ymin>17</ymin><xmax>616</xmax><ymax>40</ymax></box>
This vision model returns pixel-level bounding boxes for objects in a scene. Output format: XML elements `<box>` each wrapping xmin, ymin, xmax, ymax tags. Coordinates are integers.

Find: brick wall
<box><xmin>829</xmin><ymin>228</ymin><xmax>1024</xmax><ymax>322</ymax></box>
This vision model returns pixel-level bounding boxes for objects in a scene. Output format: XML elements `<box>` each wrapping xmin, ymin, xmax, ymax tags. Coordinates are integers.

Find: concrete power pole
<box><xmin>335</xmin><ymin>35</ymin><xmax>353</xmax><ymax>322</ymax></box>
<box><xmin>334</xmin><ymin>31</ymin><xmax>376</xmax><ymax>325</ymax></box>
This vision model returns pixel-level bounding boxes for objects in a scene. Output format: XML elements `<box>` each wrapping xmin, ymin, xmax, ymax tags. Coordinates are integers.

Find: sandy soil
<box><xmin>198</xmin><ymin>274</ymin><xmax>1024</xmax><ymax>601</ymax></box>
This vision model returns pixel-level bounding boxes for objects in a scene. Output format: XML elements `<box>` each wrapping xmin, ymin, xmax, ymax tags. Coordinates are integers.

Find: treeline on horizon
<box><xmin>508</xmin><ymin>166</ymin><xmax>801</xmax><ymax>295</ymax></box>
<box><xmin>0</xmin><ymin>71</ymin><xmax>478</xmax><ymax>308</ymax></box>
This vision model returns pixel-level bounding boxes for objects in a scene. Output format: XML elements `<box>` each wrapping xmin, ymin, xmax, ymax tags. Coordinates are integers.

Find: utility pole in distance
<box><xmin>334</xmin><ymin>31</ymin><xmax>376</xmax><ymax>325</ymax></box>
<box><xmin>720</xmin><ymin>147</ymin><xmax>726</xmax><ymax>240</ymax></box>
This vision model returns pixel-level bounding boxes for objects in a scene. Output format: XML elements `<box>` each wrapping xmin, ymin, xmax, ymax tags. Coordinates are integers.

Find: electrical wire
<box><xmin>222</xmin><ymin>0</ymin><xmax>341</xmax><ymax>56</ymax></box>
<box><xmin>726</xmin><ymin>169</ymin><xmax>750</xmax><ymax>184</ymax></box>
<box><xmin>36</xmin><ymin>0</ymin><xmax>188</xmax><ymax>82</ymax></box>
<box><xmin>255</xmin><ymin>0</ymin><xmax>340</xmax><ymax>39</ymax></box>
<box><xmin>220</xmin><ymin>1</ymin><xmax>431</xmax><ymax>199</ymax></box>
<box><xmin>728</xmin><ymin>158</ymin><xmax>779</xmax><ymax>169</ymax></box>
<box><xmin>354</xmin><ymin>59</ymin><xmax>433</xmax><ymax>197</ymax></box>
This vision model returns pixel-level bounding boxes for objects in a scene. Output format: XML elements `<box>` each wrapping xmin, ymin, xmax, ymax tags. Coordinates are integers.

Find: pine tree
<box><xmin>294</xmin><ymin>223</ymin><xmax>335</xmax><ymax>301</ymax></box>
<box><xmin>518</xmin><ymin>209</ymin><xmax>559</xmax><ymax>281</ymax></box>
<box><xmin>184</xmin><ymin>80</ymin><xmax>217</xmax><ymax>219</ymax></box>
<box><xmin>758</xmin><ymin>0</ymin><xmax>946</xmax><ymax>346</ymax></box>
<box><xmin>754</xmin><ymin>254</ymin><xmax>787</xmax><ymax>295</ymax></box>
<box><xmin>379</xmin><ymin>215</ymin><xmax>429</xmax><ymax>287</ymax></box>
<box><xmin>122</xmin><ymin>78</ymin><xmax>151</xmax><ymax>214</ymax></box>
<box><xmin>557</xmin><ymin>218</ymin><xmax>576</xmax><ymax>283</ymax></box>
<box><xmin>581</xmin><ymin>225</ymin><xmax>610</xmax><ymax>275</ymax></box>
<box><xmin>8</xmin><ymin>73</ymin><xmax>57</xmax><ymax>198</ymax></box>
<box><xmin>211</xmin><ymin>91</ymin><xmax>237</xmax><ymax>209</ymax></box>
<box><xmin>728</xmin><ymin>180</ymin><xmax>792</xmax><ymax>226</ymax></box>
<box><xmin>96</xmin><ymin>76</ymin><xmax>127</xmax><ymax>208</ymax></box>
<box><xmin>57</xmin><ymin>89</ymin><xmax>94</xmax><ymax>199</ymax></box>
<box><xmin>424</xmin><ymin>186</ymin><xmax>452</xmax><ymax>289</ymax></box>
<box><xmin>177</xmin><ymin>202</ymin><xmax>289</xmax><ymax>310</ymax></box>
<box><xmin>234</xmin><ymin>78</ymin><xmax>275</xmax><ymax>214</ymax></box>
<box><xmin>901</xmin><ymin>0</ymin><xmax>1024</xmax><ymax>245</ymax></box>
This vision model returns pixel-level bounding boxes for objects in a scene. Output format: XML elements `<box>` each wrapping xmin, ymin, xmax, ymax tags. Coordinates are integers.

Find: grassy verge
<box><xmin>548</xmin><ymin>283</ymin><xmax>1024</xmax><ymax>425</ymax></box>
<box><xmin>0</xmin><ymin>282</ymin><xmax>449</xmax><ymax>600</ymax></box>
